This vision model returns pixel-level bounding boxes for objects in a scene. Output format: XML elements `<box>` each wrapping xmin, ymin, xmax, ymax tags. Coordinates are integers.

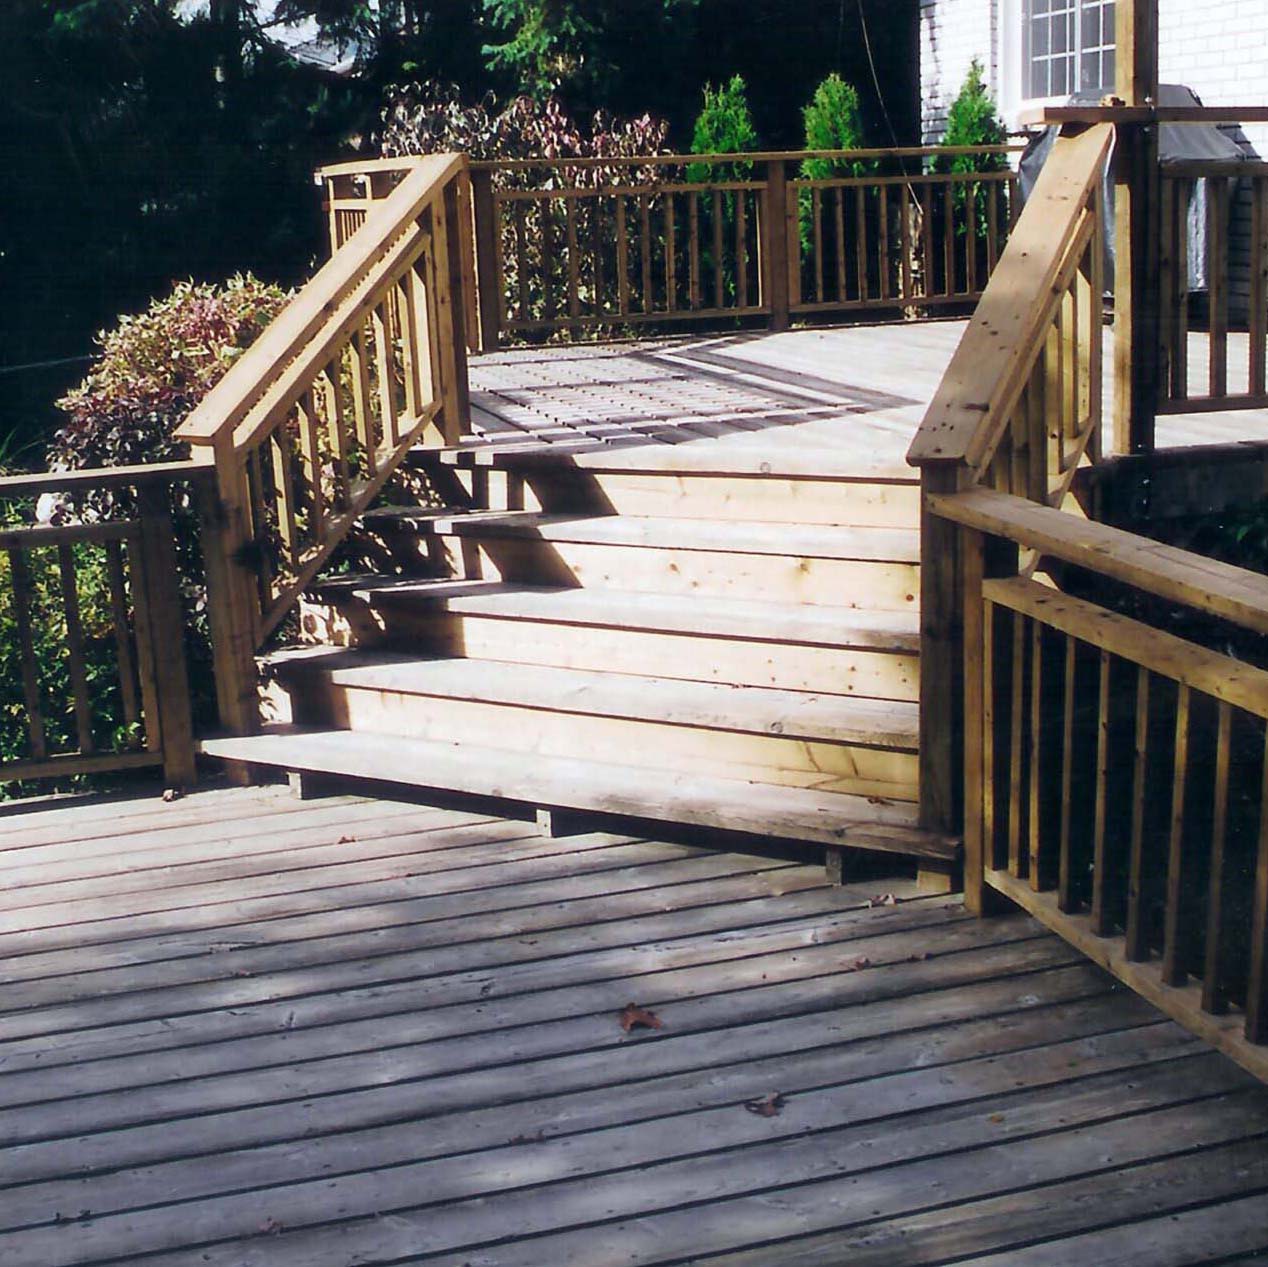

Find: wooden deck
<box><xmin>4</xmin><ymin>784</ymin><xmax>1268</xmax><ymax>1265</ymax></box>
<box><xmin>465</xmin><ymin>319</ymin><xmax>1268</xmax><ymax>458</ymax></box>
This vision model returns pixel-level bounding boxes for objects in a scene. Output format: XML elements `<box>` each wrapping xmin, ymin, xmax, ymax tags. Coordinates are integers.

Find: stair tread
<box><xmin>306</xmin><ymin>578</ymin><xmax>921</xmax><ymax>651</ymax></box>
<box><xmin>361</xmin><ymin>509</ymin><xmax>921</xmax><ymax>562</ymax></box>
<box><xmin>267</xmin><ymin>651</ymin><xmax>920</xmax><ymax>748</ymax></box>
<box><xmin>200</xmin><ymin>728</ymin><xmax>955</xmax><ymax>860</ymax></box>
<box><xmin>419</xmin><ymin>439</ymin><xmax>919</xmax><ymax>483</ymax></box>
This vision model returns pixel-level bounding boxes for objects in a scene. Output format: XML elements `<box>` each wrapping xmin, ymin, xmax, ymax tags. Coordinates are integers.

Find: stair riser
<box><xmin>467</xmin><ymin>468</ymin><xmax>920</xmax><ymax>528</ymax></box>
<box><xmin>292</xmin><ymin>680</ymin><xmax>918</xmax><ymax>802</ymax></box>
<box><xmin>449</xmin><ymin>537</ymin><xmax>919</xmax><ymax>610</ymax></box>
<box><xmin>298</xmin><ymin>605</ymin><xmax>919</xmax><ymax>701</ymax></box>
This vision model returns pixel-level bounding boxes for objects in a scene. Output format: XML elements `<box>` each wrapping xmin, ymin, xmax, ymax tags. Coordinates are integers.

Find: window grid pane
<box><xmin>1025</xmin><ymin>0</ymin><xmax>1115</xmax><ymax>98</ymax></box>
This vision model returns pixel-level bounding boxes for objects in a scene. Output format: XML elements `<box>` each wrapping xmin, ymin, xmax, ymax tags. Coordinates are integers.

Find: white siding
<box><xmin>920</xmin><ymin>0</ymin><xmax>999</xmax><ymax>144</ymax></box>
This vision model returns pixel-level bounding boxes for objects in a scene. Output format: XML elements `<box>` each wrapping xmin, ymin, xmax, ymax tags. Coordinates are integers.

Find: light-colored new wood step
<box><xmin>268</xmin><ymin>652</ymin><xmax>920</xmax><ymax>802</ymax></box>
<box><xmin>299</xmin><ymin>580</ymin><xmax>919</xmax><ymax>700</ymax></box>
<box><xmin>199</xmin><ymin>728</ymin><xmax>955</xmax><ymax>861</ymax></box>
<box><xmin>368</xmin><ymin>510</ymin><xmax>920</xmax><ymax>609</ymax></box>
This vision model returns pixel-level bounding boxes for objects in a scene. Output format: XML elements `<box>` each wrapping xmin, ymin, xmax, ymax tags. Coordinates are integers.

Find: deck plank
<box><xmin>2</xmin><ymin>787</ymin><xmax>1267</xmax><ymax>1266</ymax></box>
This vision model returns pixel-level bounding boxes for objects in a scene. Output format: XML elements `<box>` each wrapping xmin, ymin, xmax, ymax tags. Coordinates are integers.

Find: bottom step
<box><xmin>200</xmin><ymin>729</ymin><xmax>958</xmax><ymax>862</ymax></box>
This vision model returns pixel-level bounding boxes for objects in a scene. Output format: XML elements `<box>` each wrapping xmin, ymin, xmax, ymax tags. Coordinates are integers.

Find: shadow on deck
<box><xmin>3</xmin><ymin>784</ymin><xmax>1268</xmax><ymax>1265</ymax></box>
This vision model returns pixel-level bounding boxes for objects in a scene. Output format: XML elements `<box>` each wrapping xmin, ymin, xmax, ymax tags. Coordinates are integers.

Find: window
<box><xmin>1024</xmin><ymin>0</ymin><xmax>1115</xmax><ymax>99</ymax></box>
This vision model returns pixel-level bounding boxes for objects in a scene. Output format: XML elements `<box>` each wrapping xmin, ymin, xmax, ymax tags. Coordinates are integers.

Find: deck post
<box><xmin>470</xmin><ymin>167</ymin><xmax>502</xmax><ymax>352</ymax></box>
<box><xmin>1113</xmin><ymin>0</ymin><xmax>1162</xmax><ymax>454</ymax></box>
<box><xmin>195</xmin><ymin>453</ymin><xmax>261</xmax><ymax>744</ymax></box>
<box><xmin>762</xmin><ymin>159</ymin><xmax>792</xmax><ymax>330</ymax></box>
<box><xmin>136</xmin><ymin>483</ymin><xmax>197</xmax><ymax>789</ymax></box>
<box><xmin>917</xmin><ymin>463</ymin><xmax>966</xmax><ymax>840</ymax></box>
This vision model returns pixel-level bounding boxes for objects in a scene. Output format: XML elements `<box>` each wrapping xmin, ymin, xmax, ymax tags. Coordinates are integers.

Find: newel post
<box><xmin>762</xmin><ymin>159</ymin><xmax>792</xmax><ymax>331</ymax></box>
<box><xmin>470</xmin><ymin>167</ymin><xmax>502</xmax><ymax>353</ymax></box>
<box><xmin>1113</xmin><ymin>0</ymin><xmax>1162</xmax><ymax>453</ymax></box>
<box><xmin>193</xmin><ymin>451</ymin><xmax>261</xmax><ymax>741</ymax></box>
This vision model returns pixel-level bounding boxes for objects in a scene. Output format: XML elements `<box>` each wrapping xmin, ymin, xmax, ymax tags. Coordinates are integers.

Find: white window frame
<box><xmin>1000</xmin><ymin>0</ymin><xmax>1116</xmax><ymax>130</ymax></box>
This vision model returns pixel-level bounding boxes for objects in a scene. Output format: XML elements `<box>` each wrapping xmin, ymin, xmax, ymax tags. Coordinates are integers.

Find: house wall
<box><xmin>920</xmin><ymin>0</ymin><xmax>1268</xmax><ymax>150</ymax></box>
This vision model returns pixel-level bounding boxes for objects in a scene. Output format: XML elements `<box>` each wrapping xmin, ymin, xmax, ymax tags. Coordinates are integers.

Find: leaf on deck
<box><xmin>619</xmin><ymin>1003</ymin><xmax>664</xmax><ymax>1033</ymax></box>
<box><xmin>744</xmin><ymin>1092</ymin><xmax>787</xmax><ymax>1118</ymax></box>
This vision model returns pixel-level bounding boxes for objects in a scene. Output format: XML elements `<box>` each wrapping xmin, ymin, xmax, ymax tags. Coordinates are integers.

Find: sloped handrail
<box><xmin>176</xmin><ymin>152</ymin><xmax>473</xmax><ymax>736</ymax></box>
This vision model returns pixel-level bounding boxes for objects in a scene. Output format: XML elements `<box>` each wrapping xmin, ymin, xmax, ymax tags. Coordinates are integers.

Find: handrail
<box><xmin>908</xmin><ymin>123</ymin><xmax>1112</xmax><ymax>475</ymax></box>
<box><xmin>0</xmin><ymin>462</ymin><xmax>204</xmax><ymax>497</ymax></box>
<box><xmin>929</xmin><ymin>484</ymin><xmax>1268</xmax><ymax>637</ymax></box>
<box><xmin>317</xmin><ymin>145</ymin><xmax>1027</xmax><ymax>180</ymax></box>
<box><xmin>177</xmin><ymin>151</ymin><xmax>473</xmax><ymax>738</ymax></box>
<box><xmin>179</xmin><ymin>153</ymin><xmax>466</xmax><ymax>449</ymax></box>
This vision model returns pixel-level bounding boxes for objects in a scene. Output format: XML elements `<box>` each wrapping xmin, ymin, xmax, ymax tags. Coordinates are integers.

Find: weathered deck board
<box><xmin>1</xmin><ymin>785</ymin><xmax>1266</xmax><ymax>1266</ymax></box>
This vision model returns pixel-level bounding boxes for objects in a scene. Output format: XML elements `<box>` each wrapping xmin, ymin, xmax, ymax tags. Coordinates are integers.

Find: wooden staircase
<box><xmin>203</xmin><ymin>435</ymin><xmax>955</xmax><ymax>871</ymax></box>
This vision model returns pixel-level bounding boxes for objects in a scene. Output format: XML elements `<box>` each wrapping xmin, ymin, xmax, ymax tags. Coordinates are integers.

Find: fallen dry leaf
<box><xmin>869</xmin><ymin>893</ymin><xmax>901</xmax><ymax>907</ymax></box>
<box><xmin>337</xmin><ymin>835</ymin><xmax>357</xmax><ymax>844</ymax></box>
<box><xmin>161</xmin><ymin>788</ymin><xmax>182</xmax><ymax>803</ymax></box>
<box><xmin>843</xmin><ymin>956</ymin><xmax>871</xmax><ymax>972</ymax></box>
<box><xmin>907</xmin><ymin>951</ymin><xmax>933</xmax><ymax>962</ymax></box>
<box><xmin>619</xmin><ymin>1003</ymin><xmax>664</xmax><ymax>1033</ymax></box>
<box><xmin>744</xmin><ymin>1092</ymin><xmax>787</xmax><ymax>1118</ymax></box>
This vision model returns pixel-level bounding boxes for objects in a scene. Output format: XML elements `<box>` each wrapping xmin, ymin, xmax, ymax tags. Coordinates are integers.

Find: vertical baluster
<box><xmin>812</xmin><ymin>186</ymin><xmax>824</xmax><ymax>304</ymax></box>
<box><xmin>1173</xmin><ymin>180</ymin><xmax>1191</xmax><ymax>400</ymax></box>
<box><xmin>921</xmin><ymin>183</ymin><xmax>935</xmax><ymax>300</ymax></box>
<box><xmin>986</xmin><ymin>179</ymin><xmax>1000</xmax><ymax>276</ymax></box>
<box><xmin>8</xmin><ymin>546</ymin><xmax>47</xmax><ymax>760</ymax></box>
<box><xmin>834</xmin><ymin>186</ymin><xmax>847</xmax><ymax>302</ymax></box>
<box><xmin>615</xmin><ymin>195</ymin><xmax>631</xmax><ymax>316</ymax></box>
<box><xmin>735</xmin><ymin>189</ymin><xmax>749</xmax><ymax>309</ymax></box>
<box><xmin>640</xmin><ymin>194</ymin><xmax>653</xmax><ymax>312</ymax></box>
<box><xmin>592</xmin><ymin>194</ymin><xmax>605</xmax><ymax>319</ymax></box>
<box><xmin>565</xmin><ymin>195</ymin><xmax>581</xmax><ymax>320</ymax></box>
<box><xmin>1161</xmin><ymin>684</ymin><xmax>1193</xmax><ymax>985</ymax></box>
<box><xmin>1057</xmin><ymin>634</ymin><xmax>1078</xmax><ymax>911</ymax></box>
<box><xmin>1125</xmin><ymin>666</ymin><xmax>1152</xmax><ymax>961</ymax></box>
<box><xmin>664</xmin><ymin>191</ymin><xmax>677</xmax><ymax>312</ymax></box>
<box><xmin>514</xmin><ymin>199</ymin><xmax>529</xmax><ymax>323</ymax></box>
<box><xmin>943</xmin><ymin>183</ymin><xmax>956</xmax><ymax>296</ymax></box>
<box><xmin>1091</xmin><ymin>648</ymin><xmax>1115</xmax><ymax>934</ymax></box>
<box><xmin>1208</xmin><ymin>176</ymin><xmax>1229</xmax><ymax>399</ymax></box>
<box><xmin>689</xmin><ymin>190</ymin><xmax>701</xmax><ymax>310</ymax></box>
<box><xmin>965</xmin><ymin>181</ymin><xmax>978</xmax><ymax>295</ymax></box>
<box><xmin>877</xmin><ymin>183</ymin><xmax>890</xmax><ymax>302</ymax></box>
<box><xmin>397</xmin><ymin>275</ymin><xmax>420</xmax><ymax>422</ymax></box>
<box><xmin>1202</xmin><ymin>702</ymin><xmax>1235</xmax><ymax>1013</ymax></box>
<box><xmin>105</xmin><ymin>538</ymin><xmax>140</xmax><ymax>733</ymax></box>
<box><xmin>271</xmin><ymin>422</ymin><xmax>300</xmax><ymax>571</ymax></box>
<box><xmin>1244</xmin><ymin>724</ymin><xmax>1268</xmax><ymax>1043</ymax></box>
<box><xmin>52</xmin><ymin>543</ymin><xmax>93</xmax><ymax>755</ymax></box>
<box><xmin>900</xmin><ymin>182</ymin><xmax>913</xmax><ymax>302</ymax></box>
<box><xmin>1028</xmin><ymin>620</ymin><xmax>1060</xmax><ymax>891</ymax></box>
<box><xmin>1008</xmin><ymin>609</ymin><xmax>1028</xmax><ymax>879</ymax></box>
<box><xmin>371</xmin><ymin>301</ymin><xmax>400</xmax><ymax>449</ymax></box>
<box><xmin>320</xmin><ymin>364</ymin><xmax>349</xmax><ymax>509</ymax></box>
<box><xmin>981</xmin><ymin>596</ymin><xmax>998</xmax><ymax>876</ymax></box>
<box><xmin>855</xmin><ymin>185</ymin><xmax>868</xmax><ymax>303</ymax></box>
<box><xmin>246</xmin><ymin>448</ymin><xmax>274</xmax><ymax>609</ymax></box>
<box><xmin>1251</xmin><ymin>178</ymin><xmax>1267</xmax><ymax>399</ymax></box>
<box><xmin>541</xmin><ymin>198</ymin><xmax>556</xmax><ymax>321</ymax></box>
<box><xmin>1064</xmin><ymin>286</ymin><xmax>1079</xmax><ymax>463</ymax></box>
<box><xmin>410</xmin><ymin>255</ymin><xmax>436</xmax><ymax>417</ymax></box>
<box><xmin>297</xmin><ymin>390</ymin><xmax>326</xmax><ymax>542</ymax></box>
<box><xmin>712</xmin><ymin>189</ymin><xmax>725</xmax><ymax>310</ymax></box>
<box><xmin>1158</xmin><ymin>174</ymin><xmax>1178</xmax><ymax>406</ymax></box>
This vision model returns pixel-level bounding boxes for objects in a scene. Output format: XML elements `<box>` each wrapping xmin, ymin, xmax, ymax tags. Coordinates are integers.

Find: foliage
<box><xmin>687</xmin><ymin>76</ymin><xmax>758</xmax><ymax>184</ymax></box>
<box><xmin>479</xmin><ymin>0</ymin><xmax>698</xmax><ymax>111</ymax></box>
<box><xmin>799</xmin><ymin>74</ymin><xmax>870</xmax><ymax>179</ymax></box>
<box><xmin>380</xmin><ymin>81</ymin><xmax>669</xmax><ymax>180</ymax></box>
<box><xmin>937</xmin><ymin>59</ymin><xmax>1008</xmax><ymax>170</ymax></box>
<box><xmin>51</xmin><ymin>276</ymin><xmax>290</xmax><ymax>475</ymax></box>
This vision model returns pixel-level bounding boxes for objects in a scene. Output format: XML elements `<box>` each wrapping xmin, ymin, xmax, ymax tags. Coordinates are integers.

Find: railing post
<box><xmin>470</xmin><ymin>167</ymin><xmax>502</xmax><ymax>352</ymax></box>
<box><xmin>135</xmin><ymin>482</ymin><xmax>197</xmax><ymax>789</ymax></box>
<box><xmin>762</xmin><ymin>159</ymin><xmax>791</xmax><ymax>331</ymax></box>
<box><xmin>194</xmin><ymin>452</ymin><xmax>261</xmax><ymax>741</ymax></box>
<box><xmin>431</xmin><ymin>175</ymin><xmax>472</xmax><ymax>443</ymax></box>
<box><xmin>1113</xmin><ymin>0</ymin><xmax>1161</xmax><ymax>454</ymax></box>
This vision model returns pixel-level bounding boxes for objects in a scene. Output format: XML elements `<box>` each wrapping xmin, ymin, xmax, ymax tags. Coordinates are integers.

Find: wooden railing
<box><xmin>933</xmin><ymin>488</ymin><xmax>1268</xmax><ymax>1080</ymax></box>
<box><xmin>0</xmin><ymin>464</ymin><xmax>199</xmax><ymax>791</ymax></box>
<box><xmin>1158</xmin><ymin>162</ymin><xmax>1268</xmax><ymax>413</ymax></box>
<box><xmin>910</xmin><ymin>118</ymin><xmax>1268</xmax><ymax>1080</ymax></box>
<box><xmin>319</xmin><ymin>147</ymin><xmax>1022</xmax><ymax>348</ymax></box>
<box><xmin>176</xmin><ymin>153</ymin><xmax>473</xmax><ymax>736</ymax></box>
